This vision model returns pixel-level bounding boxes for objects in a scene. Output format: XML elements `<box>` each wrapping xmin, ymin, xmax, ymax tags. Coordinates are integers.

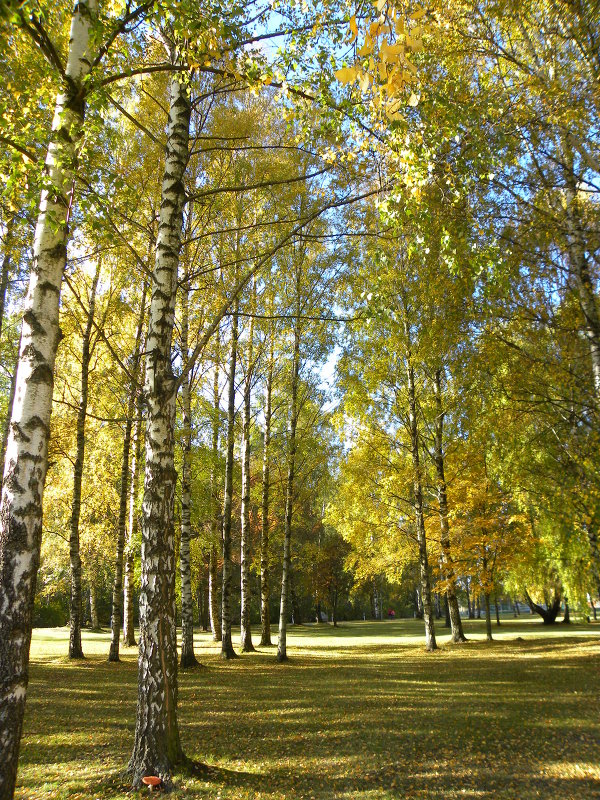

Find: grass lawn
<box><xmin>16</xmin><ymin>618</ymin><xmax>600</xmax><ymax>799</ymax></box>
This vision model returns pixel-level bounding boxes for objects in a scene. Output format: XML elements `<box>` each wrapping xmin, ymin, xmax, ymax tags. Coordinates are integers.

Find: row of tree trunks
<box><xmin>0</xmin><ymin>1</ymin><xmax>98</xmax><ymax>794</ymax></box>
<box><xmin>69</xmin><ymin>260</ymin><xmax>100</xmax><ymax>659</ymax></box>
<box><xmin>127</xmin><ymin>48</ymin><xmax>190</xmax><ymax>785</ymax></box>
<box><xmin>108</xmin><ymin>282</ymin><xmax>147</xmax><ymax>661</ymax></box>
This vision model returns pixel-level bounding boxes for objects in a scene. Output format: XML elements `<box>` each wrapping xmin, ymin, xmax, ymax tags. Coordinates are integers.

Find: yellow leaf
<box><xmin>409</xmin><ymin>7</ymin><xmax>427</xmax><ymax>20</ymax></box>
<box><xmin>349</xmin><ymin>14</ymin><xmax>358</xmax><ymax>42</ymax></box>
<box><xmin>358</xmin><ymin>36</ymin><xmax>374</xmax><ymax>56</ymax></box>
<box><xmin>335</xmin><ymin>66</ymin><xmax>358</xmax><ymax>84</ymax></box>
<box><xmin>376</xmin><ymin>0</ymin><xmax>386</xmax><ymax>11</ymax></box>
<box><xmin>408</xmin><ymin>92</ymin><xmax>419</xmax><ymax>106</ymax></box>
<box><xmin>386</xmin><ymin>98</ymin><xmax>404</xmax><ymax>121</ymax></box>
<box><xmin>402</xmin><ymin>55</ymin><xmax>418</xmax><ymax>74</ymax></box>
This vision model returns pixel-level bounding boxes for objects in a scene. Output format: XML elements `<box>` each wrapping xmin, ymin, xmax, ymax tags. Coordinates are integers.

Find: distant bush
<box><xmin>33</xmin><ymin>598</ymin><xmax>68</xmax><ymax>627</ymax></box>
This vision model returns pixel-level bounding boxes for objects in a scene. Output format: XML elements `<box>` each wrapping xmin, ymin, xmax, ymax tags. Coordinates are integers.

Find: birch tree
<box><xmin>68</xmin><ymin>259</ymin><xmax>100</xmax><ymax>659</ymax></box>
<box><xmin>0</xmin><ymin>1</ymin><xmax>99</xmax><ymax>792</ymax></box>
<box><xmin>127</xmin><ymin>43</ymin><xmax>190</xmax><ymax>783</ymax></box>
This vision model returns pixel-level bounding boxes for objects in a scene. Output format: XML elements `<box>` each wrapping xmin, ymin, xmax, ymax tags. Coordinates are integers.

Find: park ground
<box><xmin>16</xmin><ymin>618</ymin><xmax>600</xmax><ymax>800</ymax></box>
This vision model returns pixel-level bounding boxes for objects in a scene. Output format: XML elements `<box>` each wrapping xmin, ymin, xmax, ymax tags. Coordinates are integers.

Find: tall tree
<box><xmin>108</xmin><ymin>281</ymin><xmax>147</xmax><ymax>661</ymax></box>
<box><xmin>220</xmin><ymin>300</ymin><xmax>239</xmax><ymax>660</ymax></box>
<box><xmin>277</xmin><ymin>263</ymin><xmax>301</xmax><ymax>663</ymax></box>
<box><xmin>259</xmin><ymin>322</ymin><xmax>274</xmax><ymax>646</ymax></box>
<box><xmin>128</xmin><ymin>42</ymin><xmax>190</xmax><ymax>784</ymax></box>
<box><xmin>68</xmin><ymin>259</ymin><xmax>100</xmax><ymax>659</ymax></box>
<box><xmin>240</xmin><ymin>280</ymin><xmax>256</xmax><ymax>652</ymax></box>
<box><xmin>0</xmin><ymin>0</ymin><xmax>99</xmax><ymax>791</ymax></box>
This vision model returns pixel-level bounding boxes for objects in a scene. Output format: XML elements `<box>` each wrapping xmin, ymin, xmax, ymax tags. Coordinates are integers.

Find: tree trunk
<box><xmin>466</xmin><ymin>578</ymin><xmax>474</xmax><ymax>618</ymax></box>
<box><xmin>277</xmin><ymin>302</ymin><xmax>300</xmax><ymax>663</ymax></box>
<box><xmin>494</xmin><ymin>593</ymin><xmax>501</xmax><ymax>626</ymax></box>
<box><xmin>444</xmin><ymin>594</ymin><xmax>451</xmax><ymax>628</ymax></box>
<box><xmin>128</xmin><ymin>58</ymin><xmax>189</xmax><ymax>786</ymax></box>
<box><xmin>484</xmin><ymin>592</ymin><xmax>493</xmax><ymax>641</ymax></box>
<box><xmin>563</xmin><ymin>597</ymin><xmax>571</xmax><ymax>624</ymax></box>
<box><xmin>584</xmin><ymin>524</ymin><xmax>600</xmax><ymax>603</ymax></box>
<box><xmin>69</xmin><ymin>260</ymin><xmax>100</xmax><ymax>659</ymax></box>
<box><xmin>414</xmin><ymin>587</ymin><xmax>423</xmax><ymax>619</ymax></box>
<box><xmin>524</xmin><ymin>585</ymin><xmax>562</xmax><ymax>625</ymax></box>
<box><xmin>109</xmin><ymin>283</ymin><xmax>146</xmax><ymax>662</ymax></box>
<box><xmin>220</xmin><ymin>301</ymin><xmax>238</xmax><ymax>660</ymax></box>
<box><xmin>89</xmin><ymin>582</ymin><xmax>99</xmax><ymax>630</ymax></box>
<box><xmin>123</xmin><ymin>391</ymin><xmax>143</xmax><ymax>647</ymax></box>
<box><xmin>433</xmin><ymin>369</ymin><xmax>466</xmax><ymax>642</ymax></box>
<box><xmin>259</xmin><ymin>337</ymin><xmax>273</xmax><ymax>646</ymax></box>
<box><xmin>209</xmin><ymin>346</ymin><xmax>222</xmax><ymax>642</ymax></box>
<box><xmin>201</xmin><ymin>564</ymin><xmax>209</xmax><ymax>631</ymax></box>
<box><xmin>179</xmin><ymin>261</ymin><xmax>199</xmax><ymax>669</ymax></box>
<box><xmin>0</xmin><ymin>2</ymin><xmax>96</xmax><ymax>793</ymax></box>
<box><xmin>240</xmin><ymin>283</ymin><xmax>256</xmax><ymax>652</ymax></box>
<box><xmin>406</xmin><ymin>361</ymin><xmax>437</xmax><ymax>651</ymax></box>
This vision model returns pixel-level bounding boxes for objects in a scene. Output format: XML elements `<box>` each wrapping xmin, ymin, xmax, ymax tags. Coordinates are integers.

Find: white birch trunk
<box><xmin>0</xmin><ymin>3</ymin><xmax>97</xmax><ymax>793</ymax></box>
<box><xmin>128</xmin><ymin>60</ymin><xmax>190</xmax><ymax>786</ymax></box>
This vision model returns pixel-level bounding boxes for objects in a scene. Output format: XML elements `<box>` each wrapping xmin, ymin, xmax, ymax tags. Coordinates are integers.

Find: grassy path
<box><xmin>17</xmin><ymin>619</ymin><xmax>600</xmax><ymax>799</ymax></box>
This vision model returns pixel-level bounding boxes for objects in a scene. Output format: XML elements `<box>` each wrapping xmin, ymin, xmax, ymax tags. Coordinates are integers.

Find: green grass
<box><xmin>17</xmin><ymin>618</ymin><xmax>600</xmax><ymax>799</ymax></box>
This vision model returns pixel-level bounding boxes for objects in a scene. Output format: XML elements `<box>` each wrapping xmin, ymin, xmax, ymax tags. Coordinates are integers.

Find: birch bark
<box><xmin>128</xmin><ymin>59</ymin><xmax>190</xmax><ymax>785</ymax></box>
<box><xmin>0</xmin><ymin>1</ymin><xmax>97</xmax><ymax>794</ymax></box>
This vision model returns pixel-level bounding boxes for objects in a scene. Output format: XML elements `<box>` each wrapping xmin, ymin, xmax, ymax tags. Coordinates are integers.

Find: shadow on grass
<box><xmin>16</xmin><ymin>624</ymin><xmax>600</xmax><ymax>799</ymax></box>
